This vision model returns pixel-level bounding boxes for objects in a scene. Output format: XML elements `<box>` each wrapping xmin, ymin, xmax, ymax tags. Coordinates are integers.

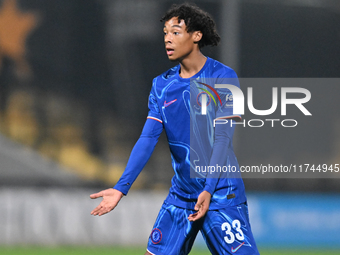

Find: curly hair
<box><xmin>160</xmin><ymin>2</ymin><xmax>220</xmax><ymax>48</ymax></box>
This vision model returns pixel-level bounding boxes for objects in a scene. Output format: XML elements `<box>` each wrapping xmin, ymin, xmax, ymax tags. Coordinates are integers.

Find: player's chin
<box><xmin>167</xmin><ymin>54</ymin><xmax>178</xmax><ymax>62</ymax></box>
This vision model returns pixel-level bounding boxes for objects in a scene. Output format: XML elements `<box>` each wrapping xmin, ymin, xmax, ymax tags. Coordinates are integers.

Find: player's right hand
<box><xmin>90</xmin><ymin>188</ymin><xmax>124</xmax><ymax>216</ymax></box>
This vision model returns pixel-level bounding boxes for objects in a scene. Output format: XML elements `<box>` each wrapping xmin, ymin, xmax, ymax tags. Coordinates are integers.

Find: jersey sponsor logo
<box><xmin>225</xmin><ymin>94</ymin><xmax>233</xmax><ymax>102</ymax></box>
<box><xmin>164</xmin><ymin>99</ymin><xmax>177</xmax><ymax>107</ymax></box>
<box><xmin>150</xmin><ymin>228</ymin><xmax>162</xmax><ymax>244</ymax></box>
<box><xmin>231</xmin><ymin>242</ymin><xmax>245</xmax><ymax>253</ymax></box>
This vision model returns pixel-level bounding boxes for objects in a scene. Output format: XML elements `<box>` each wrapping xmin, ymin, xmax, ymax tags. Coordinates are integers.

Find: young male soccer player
<box><xmin>90</xmin><ymin>3</ymin><xmax>259</xmax><ymax>255</ymax></box>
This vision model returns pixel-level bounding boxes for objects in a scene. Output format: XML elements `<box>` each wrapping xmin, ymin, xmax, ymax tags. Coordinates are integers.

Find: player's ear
<box><xmin>193</xmin><ymin>31</ymin><xmax>203</xmax><ymax>43</ymax></box>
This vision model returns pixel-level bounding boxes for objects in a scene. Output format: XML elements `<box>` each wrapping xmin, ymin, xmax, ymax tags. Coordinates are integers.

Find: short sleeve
<box><xmin>147</xmin><ymin>80</ymin><xmax>163</xmax><ymax>124</ymax></box>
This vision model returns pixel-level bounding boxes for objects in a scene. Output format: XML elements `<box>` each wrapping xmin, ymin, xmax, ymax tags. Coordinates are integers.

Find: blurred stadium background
<box><xmin>0</xmin><ymin>0</ymin><xmax>340</xmax><ymax>254</ymax></box>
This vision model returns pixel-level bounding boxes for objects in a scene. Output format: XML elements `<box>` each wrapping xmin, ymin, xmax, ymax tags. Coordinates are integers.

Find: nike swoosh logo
<box><xmin>231</xmin><ymin>242</ymin><xmax>245</xmax><ymax>253</ymax></box>
<box><xmin>164</xmin><ymin>99</ymin><xmax>177</xmax><ymax>107</ymax></box>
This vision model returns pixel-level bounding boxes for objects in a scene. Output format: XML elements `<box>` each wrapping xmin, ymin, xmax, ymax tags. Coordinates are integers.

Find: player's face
<box><xmin>163</xmin><ymin>17</ymin><xmax>199</xmax><ymax>61</ymax></box>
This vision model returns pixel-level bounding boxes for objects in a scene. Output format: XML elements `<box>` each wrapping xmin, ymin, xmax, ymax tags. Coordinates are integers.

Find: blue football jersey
<box><xmin>147</xmin><ymin>57</ymin><xmax>246</xmax><ymax>210</ymax></box>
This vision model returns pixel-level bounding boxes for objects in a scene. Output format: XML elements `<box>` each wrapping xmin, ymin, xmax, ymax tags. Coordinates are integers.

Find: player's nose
<box><xmin>164</xmin><ymin>33</ymin><xmax>172</xmax><ymax>44</ymax></box>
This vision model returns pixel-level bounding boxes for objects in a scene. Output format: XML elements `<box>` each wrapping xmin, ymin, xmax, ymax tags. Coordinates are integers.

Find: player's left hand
<box><xmin>188</xmin><ymin>190</ymin><xmax>211</xmax><ymax>222</ymax></box>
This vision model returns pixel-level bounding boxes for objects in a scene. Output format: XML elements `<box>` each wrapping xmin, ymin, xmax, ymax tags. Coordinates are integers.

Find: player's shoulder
<box><xmin>153</xmin><ymin>64</ymin><xmax>180</xmax><ymax>84</ymax></box>
<box><xmin>208</xmin><ymin>57</ymin><xmax>238</xmax><ymax>78</ymax></box>
<box><xmin>207</xmin><ymin>58</ymin><xmax>240</xmax><ymax>91</ymax></box>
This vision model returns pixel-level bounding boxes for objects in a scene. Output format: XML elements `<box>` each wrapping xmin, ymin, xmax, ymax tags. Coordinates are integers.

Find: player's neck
<box><xmin>178</xmin><ymin>51</ymin><xmax>207</xmax><ymax>79</ymax></box>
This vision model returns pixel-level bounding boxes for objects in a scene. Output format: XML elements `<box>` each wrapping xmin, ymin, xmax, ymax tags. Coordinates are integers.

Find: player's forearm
<box><xmin>204</xmin><ymin>123</ymin><xmax>234</xmax><ymax>194</ymax></box>
<box><xmin>114</xmin><ymin>136</ymin><xmax>158</xmax><ymax>195</ymax></box>
<box><xmin>114</xmin><ymin>118</ymin><xmax>163</xmax><ymax>195</ymax></box>
<box><xmin>203</xmin><ymin>139</ymin><xmax>229</xmax><ymax>194</ymax></box>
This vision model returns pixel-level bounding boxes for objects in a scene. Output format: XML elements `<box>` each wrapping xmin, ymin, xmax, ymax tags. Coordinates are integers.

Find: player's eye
<box><xmin>173</xmin><ymin>32</ymin><xmax>179</xmax><ymax>35</ymax></box>
<box><xmin>163</xmin><ymin>31</ymin><xmax>168</xmax><ymax>35</ymax></box>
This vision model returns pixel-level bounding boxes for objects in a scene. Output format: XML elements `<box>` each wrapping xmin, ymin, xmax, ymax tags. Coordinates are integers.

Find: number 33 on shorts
<box><xmin>202</xmin><ymin>204</ymin><xmax>260</xmax><ymax>254</ymax></box>
<box><xmin>221</xmin><ymin>219</ymin><xmax>244</xmax><ymax>244</ymax></box>
<box><xmin>214</xmin><ymin>217</ymin><xmax>259</xmax><ymax>254</ymax></box>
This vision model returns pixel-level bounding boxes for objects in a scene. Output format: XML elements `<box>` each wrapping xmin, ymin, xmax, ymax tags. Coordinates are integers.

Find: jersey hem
<box><xmin>164</xmin><ymin>196</ymin><xmax>247</xmax><ymax>211</ymax></box>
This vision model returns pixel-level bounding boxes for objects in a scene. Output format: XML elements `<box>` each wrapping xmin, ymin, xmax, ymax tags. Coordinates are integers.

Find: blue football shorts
<box><xmin>146</xmin><ymin>201</ymin><xmax>260</xmax><ymax>255</ymax></box>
